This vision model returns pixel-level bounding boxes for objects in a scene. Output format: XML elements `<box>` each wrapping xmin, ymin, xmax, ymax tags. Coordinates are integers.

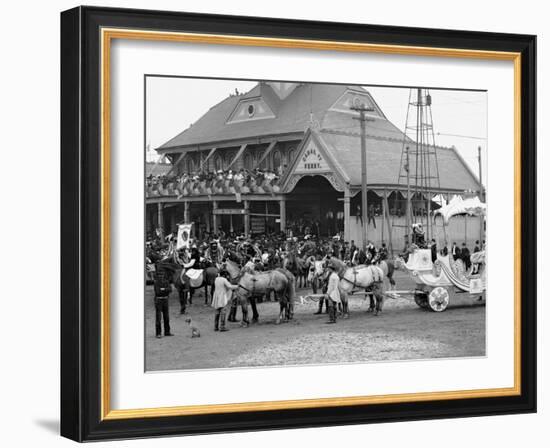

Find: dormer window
<box><xmin>226</xmin><ymin>97</ymin><xmax>275</xmax><ymax>124</ymax></box>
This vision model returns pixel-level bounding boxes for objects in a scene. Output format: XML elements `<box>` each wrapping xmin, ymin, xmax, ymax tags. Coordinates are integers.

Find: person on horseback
<box><xmin>366</xmin><ymin>240</ymin><xmax>378</xmax><ymax>265</ymax></box>
<box><xmin>189</xmin><ymin>245</ymin><xmax>201</xmax><ymax>268</ymax></box>
<box><xmin>205</xmin><ymin>239</ymin><xmax>223</xmax><ymax>267</ymax></box>
<box><xmin>211</xmin><ymin>270</ymin><xmax>239</xmax><ymax>332</ymax></box>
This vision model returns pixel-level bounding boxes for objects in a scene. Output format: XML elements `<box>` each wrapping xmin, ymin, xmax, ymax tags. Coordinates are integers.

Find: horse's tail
<box><xmin>286</xmin><ymin>273</ymin><xmax>296</xmax><ymax>303</ymax></box>
<box><xmin>386</xmin><ymin>260</ymin><xmax>396</xmax><ymax>287</ymax></box>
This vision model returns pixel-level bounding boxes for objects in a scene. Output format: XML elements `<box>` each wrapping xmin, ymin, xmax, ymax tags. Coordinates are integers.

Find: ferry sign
<box><xmin>294</xmin><ymin>141</ymin><xmax>329</xmax><ymax>174</ymax></box>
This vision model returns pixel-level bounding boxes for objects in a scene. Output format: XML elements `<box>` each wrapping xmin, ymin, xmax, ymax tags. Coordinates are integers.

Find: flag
<box><xmin>177</xmin><ymin>223</ymin><xmax>193</xmax><ymax>250</ymax></box>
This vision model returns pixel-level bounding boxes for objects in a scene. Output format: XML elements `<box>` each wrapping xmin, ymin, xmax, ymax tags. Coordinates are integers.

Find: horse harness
<box><xmin>341</xmin><ymin>265</ymin><xmax>384</xmax><ymax>289</ymax></box>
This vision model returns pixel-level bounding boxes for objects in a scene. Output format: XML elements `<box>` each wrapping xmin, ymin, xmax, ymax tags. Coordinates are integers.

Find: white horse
<box><xmin>324</xmin><ymin>257</ymin><xmax>387</xmax><ymax>316</ymax></box>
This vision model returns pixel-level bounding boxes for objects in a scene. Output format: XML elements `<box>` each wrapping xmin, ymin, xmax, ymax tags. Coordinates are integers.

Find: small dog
<box><xmin>184</xmin><ymin>318</ymin><xmax>200</xmax><ymax>338</ymax></box>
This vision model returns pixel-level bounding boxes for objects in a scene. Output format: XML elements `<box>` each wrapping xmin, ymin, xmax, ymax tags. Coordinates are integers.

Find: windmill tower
<box><xmin>397</xmin><ymin>88</ymin><xmax>442</xmax><ymax>243</ymax></box>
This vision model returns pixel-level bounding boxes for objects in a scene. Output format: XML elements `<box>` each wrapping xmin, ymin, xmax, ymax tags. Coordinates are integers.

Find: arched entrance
<box><xmin>286</xmin><ymin>175</ymin><xmax>343</xmax><ymax>237</ymax></box>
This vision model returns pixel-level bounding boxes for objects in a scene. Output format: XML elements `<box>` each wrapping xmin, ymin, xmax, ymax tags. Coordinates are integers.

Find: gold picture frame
<box><xmin>61</xmin><ymin>6</ymin><xmax>536</xmax><ymax>441</ymax></box>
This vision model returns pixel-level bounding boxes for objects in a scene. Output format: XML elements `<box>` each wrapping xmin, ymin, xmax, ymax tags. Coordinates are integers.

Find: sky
<box><xmin>146</xmin><ymin>77</ymin><xmax>487</xmax><ymax>186</ymax></box>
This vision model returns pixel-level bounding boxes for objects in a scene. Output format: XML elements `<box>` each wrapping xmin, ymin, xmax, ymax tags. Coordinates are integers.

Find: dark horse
<box><xmin>223</xmin><ymin>260</ymin><xmax>295</xmax><ymax>324</ymax></box>
<box><xmin>157</xmin><ymin>259</ymin><xmax>218</xmax><ymax>314</ymax></box>
<box><xmin>283</xmin><ymin>251</ymin><xmax>309</xmax><ymax>288</ymax></box>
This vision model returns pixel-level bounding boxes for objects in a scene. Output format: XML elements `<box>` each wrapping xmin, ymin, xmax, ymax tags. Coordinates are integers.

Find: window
<box><xmin>272</xmin><ymin>150</ymin><xmax>281</xmax><ymax>170</ymax></box>
<box><xmin>288</xmin><ymin>147</ymin><xmax>296</xmax><ymax>165</ymax></box>
<box><xmin>244</xmin><ymin>153</ymin><xmax>253</xmax><ymax>170</ymax></box>
<box><xmin>214</xmin><ymin>155</ymin><xmax>222</xmax><ymax>171</ymax></box>
<box><xmin>247</xmin><ymin>104</ymin><xmax>255</xmax><ymax>117</ymax></box>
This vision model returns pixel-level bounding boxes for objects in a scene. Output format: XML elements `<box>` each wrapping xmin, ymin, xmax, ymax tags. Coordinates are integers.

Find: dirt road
<box><xmin>145</xmin><ymin>272</ymin><xmax>485</xmax><ymax>371</ymax></box>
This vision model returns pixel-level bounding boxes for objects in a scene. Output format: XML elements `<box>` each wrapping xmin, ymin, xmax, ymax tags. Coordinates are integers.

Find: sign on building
<box><xmin>294</xmin><ymin>140</ymin><xmax>330</xmax><ymax>174</ymax></box>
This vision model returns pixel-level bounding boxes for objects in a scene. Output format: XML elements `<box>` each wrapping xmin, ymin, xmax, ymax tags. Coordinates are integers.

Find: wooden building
<box><xmin>146</xmin><ymin>82</ymin><xmax>481</xmax><ymax>246</ymax></box>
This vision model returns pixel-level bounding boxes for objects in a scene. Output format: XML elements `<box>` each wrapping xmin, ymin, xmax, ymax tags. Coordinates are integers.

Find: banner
<box><xmin>176</xmin><ymin>223</ymin><xmax>193</xmax><ymax>250</ymax></box>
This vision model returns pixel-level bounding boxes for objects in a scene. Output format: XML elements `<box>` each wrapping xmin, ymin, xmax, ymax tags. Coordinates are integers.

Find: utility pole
<box><xmin>478</xmin><ymin>145</ymin><xmax>484</xmax><ymax>244</ymax></box>
<box><xmin>405</xmin><ymin>146</ymin><xmax>411</xmax><ymax>244</ymax></box>
<box><xmin>351</xmin><ymin>103</ymin><xmax>375</xmax><ymax>249</ymax></box>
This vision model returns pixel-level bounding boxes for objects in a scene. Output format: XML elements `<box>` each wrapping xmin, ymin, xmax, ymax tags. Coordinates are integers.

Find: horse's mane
<box><xmin>327</xmin><ymin>257</ymin><xmax>347</xmax><ymax>275</ymax></box>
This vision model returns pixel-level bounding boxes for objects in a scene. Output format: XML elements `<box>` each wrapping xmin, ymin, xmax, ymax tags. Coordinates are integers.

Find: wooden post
<box><xmin>212</xmin><ymin>201</ymin><xmax>218</xmax><ymax>233</ymax></box>
<box><xmin>184</xmin><ymin>201</ymin><xmax>190</xmax><ymax>223</ymax></box>
<box><xmin>279</xmin><ymin>198</ymin><xmax>286</xmax><ymax>233</ymax></box>
<box><xmin>157</xmin><ymin>202</ymin><xmax>164</xmax><ymax>239</ymax></box>
<box><xmin>146</xmin><ymin>206</ymin><xmax>152</xmax><ymax>236</ymax></box>
<box><xmin>478</xmin><ymin>145</ymin><xmax>484</xmax><ymax>245</ymax></box>
<box><xmin>384</xmin><ymin>192</ymin><xmax>393</xmax><ymax>255</ymax></box>
<box><xmin>244</xmin><ymin>200</ymin><xmax>250</xmax><ymax>236</ymax></box>
<box><xmin>344</xmin><ymin>188</ymin><xmax>351</xmax><ymax>243</ymax></box>
<box><xmin>170</xmin><ymin>209</ymin><xmax>176</xmax><ymax>236</ymax></box>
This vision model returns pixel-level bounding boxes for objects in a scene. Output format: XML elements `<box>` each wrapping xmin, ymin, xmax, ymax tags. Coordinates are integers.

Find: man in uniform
<box><xmin>152</xmin><ymin>263</ymin><xmax>174</xmax><ymax>339</ymax></box>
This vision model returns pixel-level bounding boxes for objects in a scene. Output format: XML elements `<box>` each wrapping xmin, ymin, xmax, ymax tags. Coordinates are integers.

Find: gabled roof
<box><xmin>146</xmin><ymin>161</ymin><xmax>173</xmax><ymax>176</ymax></box>
<box><xmin>319</xmin><ymin>129</ymin><xmax>479</xmax><ymax>191</ymax></box>
<box><xmin>156</xmin><ymin>81</ymin><xmax>480</xmax><ymax>194</ymax></box>
<box><xmin>157</xmin><ymin>82</ymin><xmax>355</xmax><ymax>150</ymax></box>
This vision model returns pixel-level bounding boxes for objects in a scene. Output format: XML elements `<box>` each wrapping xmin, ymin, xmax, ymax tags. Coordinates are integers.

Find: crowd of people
<box><xmin>147</xmin><ymin>226</ymin><xmax>485</xmax><ymax>337</ymax></box>
<box><xmin>146</xmin><ymin>167</ymin><xmax>283</xmax><ymax>197</ymax></box>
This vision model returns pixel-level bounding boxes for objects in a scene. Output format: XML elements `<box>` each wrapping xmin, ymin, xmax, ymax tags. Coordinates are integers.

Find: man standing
<box><xmin>355</xmin><ymin>205</ymin><xmax>362</xmax><ymax>225</ymax></box>
<box><xmin>451</xmin><ymin>242</ymin><xmax>459</xmax><ymax>261</ymax></box>
<box><xmin>441</xmin><ymin>241</ymin><xmax>449</xmax><ymax>257</ymax></box>
<box><xmin>153</xmin><ymin>264</ymin><xmax>174</xmax><ymax>339</ymax></box>
<box><xmin>325</xmin><ymin>265</ymin><xmax>341</xmax><ymax>324</ymax></box>
<box><xmin>461</xmin><ymin>243</ymin><xmax>471</xmax><ymax>270</ymax></box>
<box><xmin>211</xmin><ymin>270</ymin><xmax>239</xmax><ymax>332</ymax></box>
<box><xmin>430</xmin><ymin>238</ymin><xmax>437</xmax><ymax>262</ymax></box>
<box><xmin>368</xmin><ymin>204</ymin><xmax>377</xmax><ymax>228</ymax></box>
<box><xmin>378</xmin><ymin>243</ymin><xmax>389</xmax><ymax>261</ymax></box>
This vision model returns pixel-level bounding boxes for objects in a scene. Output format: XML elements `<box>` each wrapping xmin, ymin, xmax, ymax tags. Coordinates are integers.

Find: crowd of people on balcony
<box><xmin>146</xmin><ymin>167</ymin><xmax>283</xmax><ymax>197</ymax></box>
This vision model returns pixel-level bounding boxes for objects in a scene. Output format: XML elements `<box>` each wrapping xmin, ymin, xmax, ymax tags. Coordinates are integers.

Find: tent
<box><xmin>433</xmin><ymin>196</ymin><xmax>486</xmax><ymax>224</ymax></box>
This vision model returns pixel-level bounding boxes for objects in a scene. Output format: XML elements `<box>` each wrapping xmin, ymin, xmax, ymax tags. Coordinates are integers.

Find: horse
<box><xmin>223</xmin><ymin>260</ymin><xmax>295</xmax><ymax>325</ymax></box>
<box><xmin>323</xmin><ymin>257</ymin><xmax>387</xmax><ymax>316</ymax></box>
<box><xmin>361</xmin><ymin>259</ymin><xmax>398</xmax><ymax>313</ymax></box>
<box><xmin>307</xmin><ymin>258</ymin><xmax>325</xmax><ymax>294</ymax></box>
<box><xmin>173</xmin><ymin>261</ymin><xmax>218</xmax><ymax>312</ymax></box>
<box><xmin>283</xmin><ymin>251</ymin><xmax>309</xmax><ymax>288</ymax></box>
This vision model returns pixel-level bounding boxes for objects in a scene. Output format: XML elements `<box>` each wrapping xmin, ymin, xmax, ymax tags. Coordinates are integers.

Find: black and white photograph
<box><xmin>144</xmin><ymin>77</ymin><xmax>487</xmax><ymax>372</ymax></box>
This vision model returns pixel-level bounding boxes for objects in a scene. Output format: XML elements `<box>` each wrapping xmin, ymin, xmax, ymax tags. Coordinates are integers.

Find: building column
<box><xmin>146</xmin><ymin>206</ymin><xmax>152</xmax><ymax>237</ymax></box>
<box><xmin>344</xmin><ymin>187</ymin><xmax>351</xmax><ymax>243</ymax></box>
<box><xmin>279</xmin><ymin>198</ymin><xmax>286</xmax><ymax>233</ymax></box>
<box><xmin>157</xmin><ymin>202</ymin><xmax>164</xmax><ymax>240</ymax></box>
<box><xmin>183</xmin><ymin>201</ymin><xmax>190</xmax><ymax>223</ymax></box>
<box><xmin>212</xmin><ymin>201</ymin><xmax>218</xmax><ymax>233</ymax></box>
<box><xmin>170</xmin><ymin>209</ymin><xmax>176</xmax><ymax>236</ymax></box>
<box><xmin>244</xmin><ymin>200</ymin><xmax>250</xmax><ymax>237</ymax></box>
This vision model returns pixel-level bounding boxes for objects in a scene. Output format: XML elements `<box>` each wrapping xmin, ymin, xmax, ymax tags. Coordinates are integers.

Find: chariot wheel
<box><xmin>428</xmin><ymin>287</ymin><xmax>450</xmax><ymax>312</ymax></box>
<box><xmin>414</xmin><ymin>292</ymin><xmax>429</xmax><ymax>309</ymax></box>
